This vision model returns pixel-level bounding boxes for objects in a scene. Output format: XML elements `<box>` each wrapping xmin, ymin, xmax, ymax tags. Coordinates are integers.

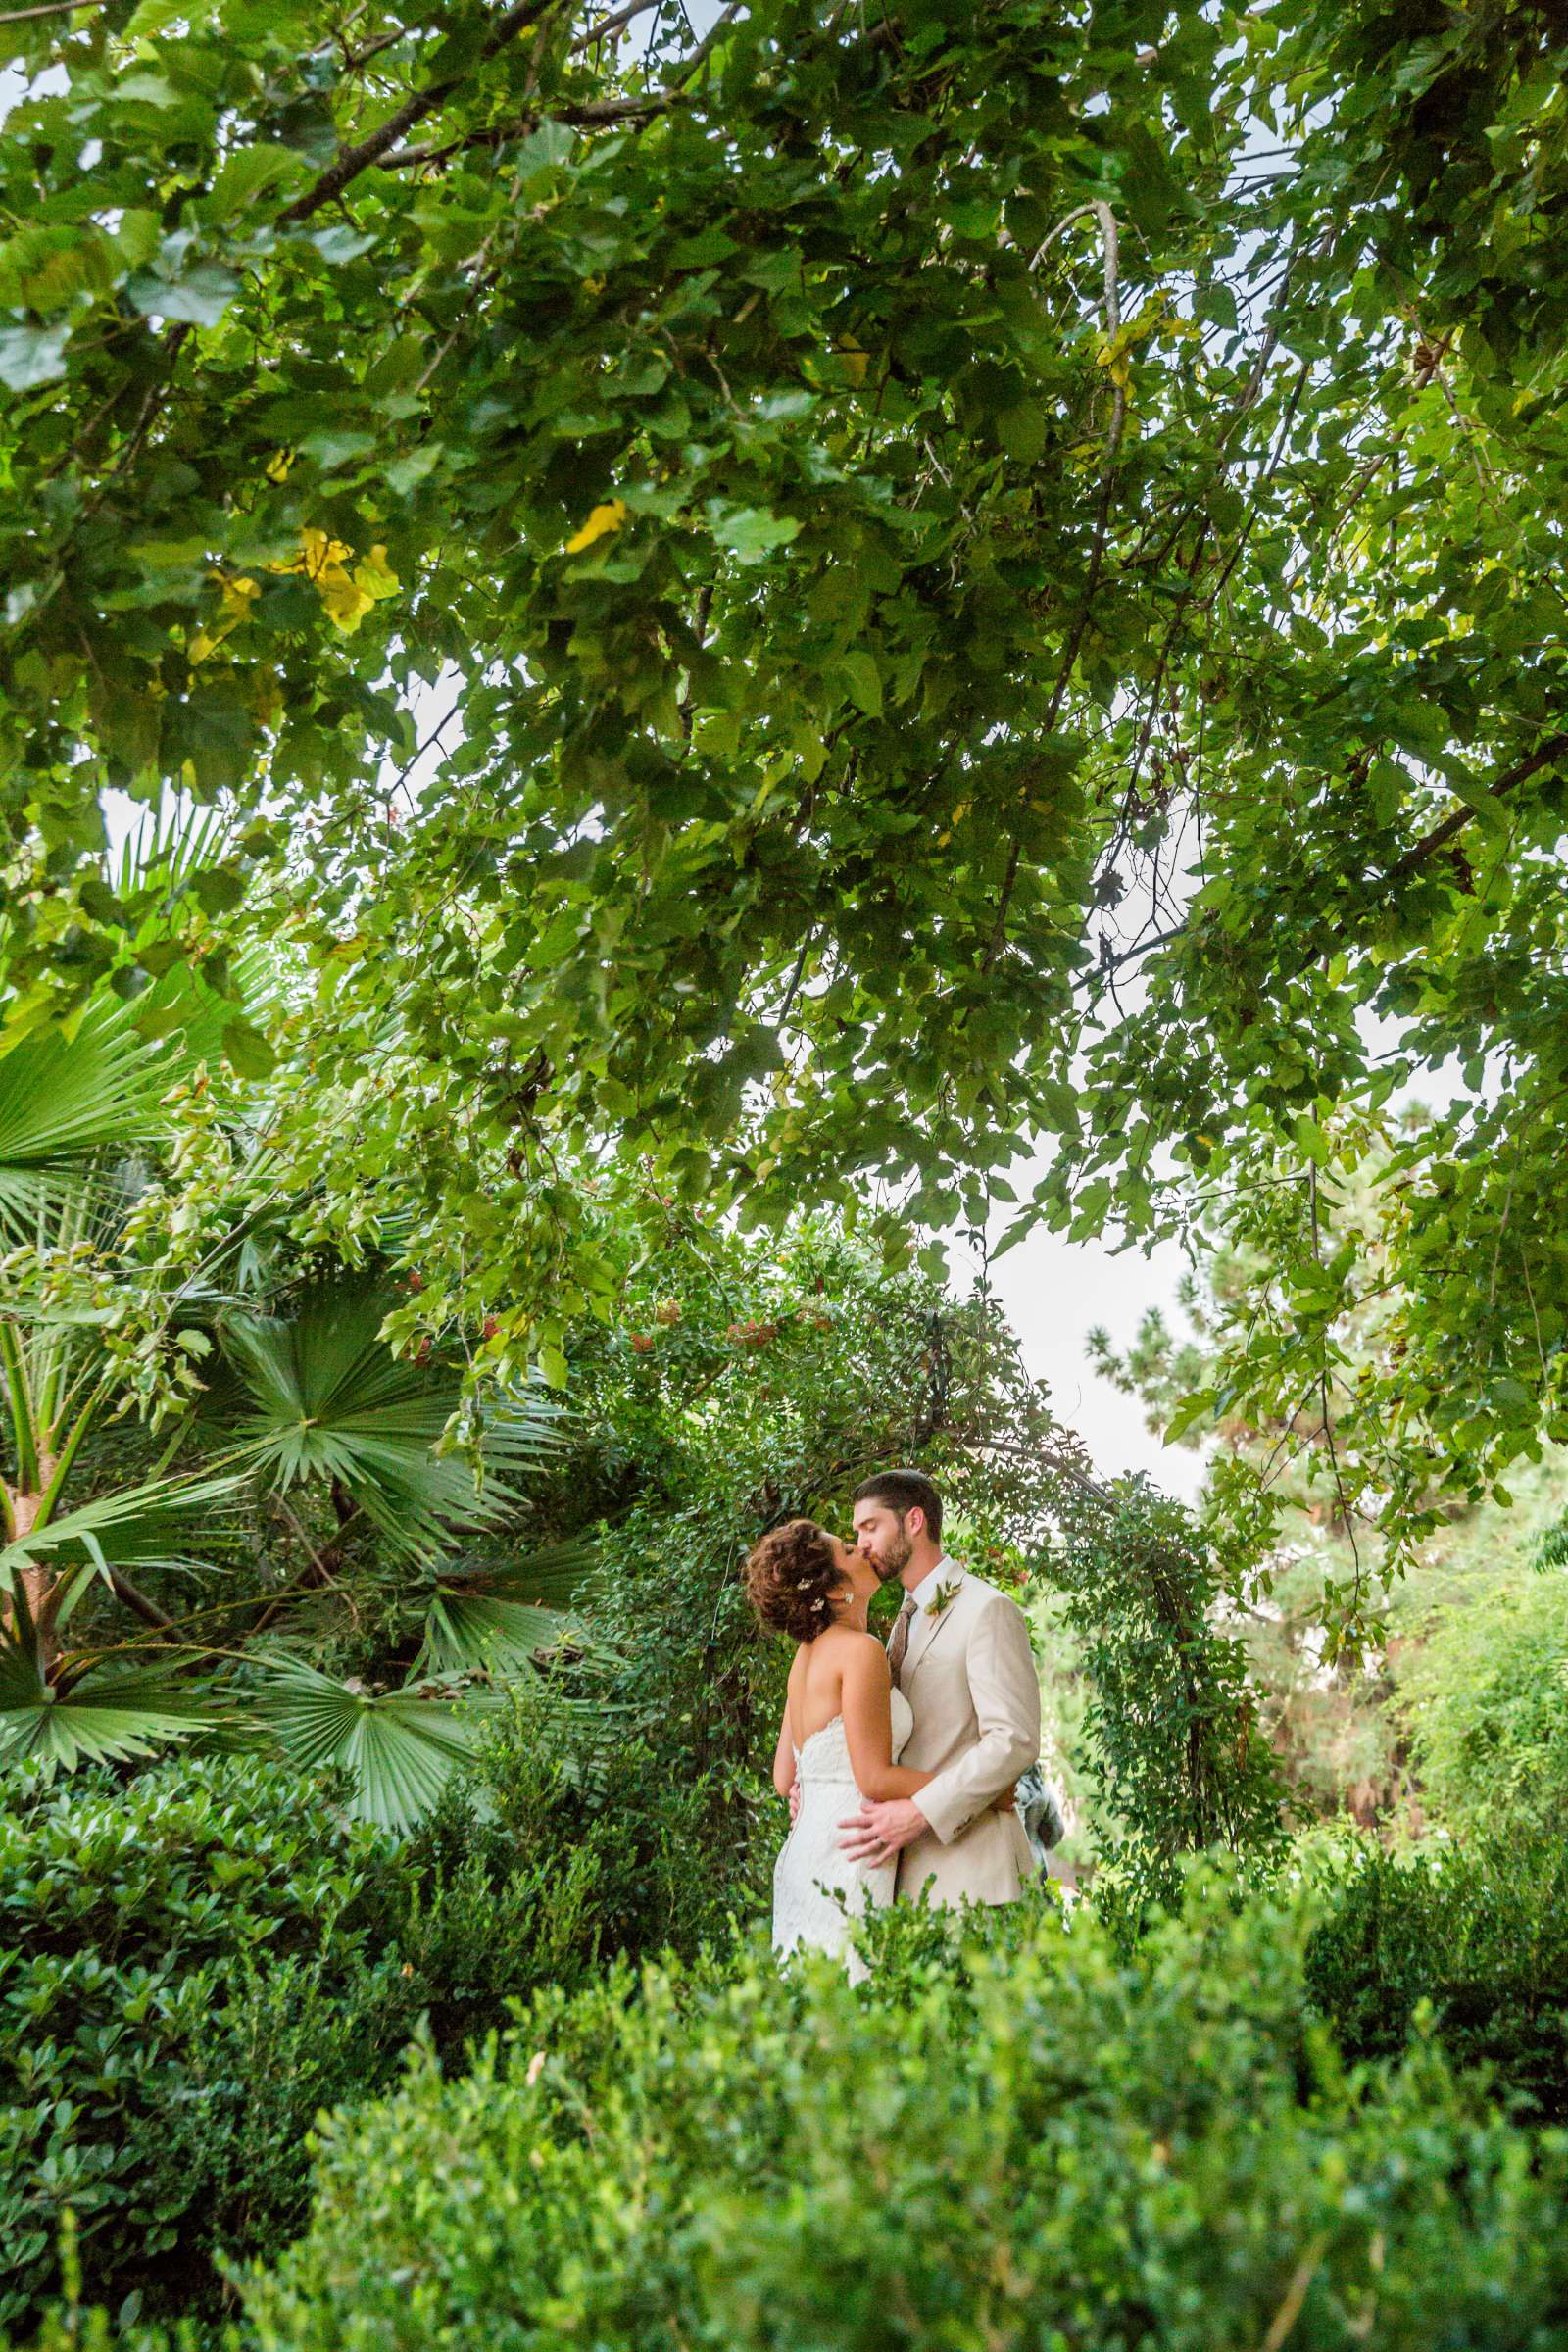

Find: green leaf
<box><xmin>1162</xmin><ymin>1391</ymin><xmax>1217</xmax><ymax>1445</ymax></box>
<box><xmin>126</xmin><ymin>262</ymin><xmax>241</xmax><ymax>327</ymax></box>
<box><xmin>196</xmin><ymin>143</ymin><xmax>308</xmax><ymax>223</ymax></box>
<box><xmin>1294</xmin><ymin>1113</ymin><xmax>1330</xmax><ymax>1167</ymax></box>
<box><xmin>706</xmin><ymin>505</ymin><xmax>802</xmax><ymax>564</ymax></box>
<box><xmin>840</xmin><ymin>652</ymin><xmax>883</xmax><ymax>718</ymax></box>
<box><xmin>0</xmin><ymin>320</ymin><xmax>69</xmax><ymax>392</ymax></box>
<box><xmin>996</xmin><ymin>403</ymin><xmax>1045</xmax><ymax>463</ymax></box>
<box><xmin>221</xmin><ymin>1017</ymin><xmax>276</xmax><ymax>1078</ymax></box>
<box><xmin>416</xmin><ymin>1592</ymin><xmax>566</xmax><ymax>1677</ymax></box>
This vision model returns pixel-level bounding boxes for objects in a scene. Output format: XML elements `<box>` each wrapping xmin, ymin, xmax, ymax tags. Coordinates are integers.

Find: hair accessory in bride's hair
<box><xmin>743</xmin><ymin>1518</ymin><xmax>846</xmax><ymax>1644</ymax></box>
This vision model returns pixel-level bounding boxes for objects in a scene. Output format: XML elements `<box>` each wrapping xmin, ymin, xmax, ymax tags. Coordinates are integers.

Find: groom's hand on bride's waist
<box><xmin>840</xmin><ymin>1784</ymin><xmax>1020</xmax><ymax>1865</ymax></box>
<box><xmin>839</xmin><ymin>1796</ymin><xmax>927</xmax><ymax>1866</ymax></box>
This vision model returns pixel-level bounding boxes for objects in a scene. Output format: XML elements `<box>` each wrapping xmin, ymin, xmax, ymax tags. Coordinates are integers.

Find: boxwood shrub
<box><xmin>2</xmin><ymin>1702</ymin><xmax>766</xmax><ymax>2337</ymax></box>
<box><xmin>1302</xmin><ymin>1826</ymin><xmax>1568</xmax><ymax>2122</ymax></box>
<box><xmin>0</xmin><ymin>1757</ymin><xmax>418</xmax><ymax>2331</ymax></box>
<box><xmin>240</xmin><ymin>1876</ymin><xmax>1568</xmax><ymax>2352</ymax></box>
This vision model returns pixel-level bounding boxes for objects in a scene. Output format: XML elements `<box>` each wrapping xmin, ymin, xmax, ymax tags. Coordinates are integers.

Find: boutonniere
<box><xmin>927</xmin><ymin>1578</ymin><xmax>961</xmax><ymax>1618</ymax></box>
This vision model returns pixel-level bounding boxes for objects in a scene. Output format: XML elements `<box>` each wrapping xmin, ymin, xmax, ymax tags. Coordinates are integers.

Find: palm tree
<box><xmin>0</xmin><ymin>956</ymin><xmax>256</xmax><ymax>1760</ymax></box>
<box><xmin>1</xmin><ymin>822</ymin><xmax>588</xmax><ymax>1825</ymax></box>
<box><xmin>207</xmin><ymin>1272</ymin><xmax>589</xmax><ymax>1827</ymax></box>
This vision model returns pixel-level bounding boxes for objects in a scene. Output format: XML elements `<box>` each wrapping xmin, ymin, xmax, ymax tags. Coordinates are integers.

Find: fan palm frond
<box><xmin>0</xmin><ymin>799</ymin><xmax>285</xmax><ymax>1226</ymax></box>
<box><xmin>0</xmin><ymin>1643</ymin><xmax>209</xmax><ymax>1771</ymax></box>
<box><xmin>416</xmin><ymin>1535</ymin><xmax>600</xmax><ymax>1676</ymax></box>
<box><xmin>248</xmin><ymin>1657</ymin><xmax>490</xmax><ymax>1831</ymax></box>
<box><xmin>0</xmin><ymin>1467</ymin><xmax>250</xmax><ymax>1619</ymax></box>
<box><xmin>416</xmin><ymin>1593</ymin><xmax>565</xmax><ymax>1678</ymax></box>
<box><xmin>216</xmin><ymin>1280</ymin><xmax>570</xmax><ymax>1559</ymax></box>
<box><xmin>0</xmin><ymin>996</ymin><xmax>175</xmax><ymax>1240</ymax></box>
<box><xmin>109</xmin><ymin>801</ymin><xmax>233</xmax><ymax>903</ymax></box>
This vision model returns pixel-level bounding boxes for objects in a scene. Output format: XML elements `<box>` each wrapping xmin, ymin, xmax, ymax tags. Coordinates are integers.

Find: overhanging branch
<box><xmin>1387</xmin><ymin>731</ymin><xmax>1568</xmax><ymax>883</ymax></box>
<box><xmin>279</xmin><ymin>0</ymin><xmax>561</xmax><ymax>226</ymax></box>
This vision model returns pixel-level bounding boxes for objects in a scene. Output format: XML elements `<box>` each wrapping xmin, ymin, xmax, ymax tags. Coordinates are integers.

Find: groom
<box><xmin>838</xmin><ymin>1468</ymin><xmax>1042</xmax><ymax>1907</ymax></box>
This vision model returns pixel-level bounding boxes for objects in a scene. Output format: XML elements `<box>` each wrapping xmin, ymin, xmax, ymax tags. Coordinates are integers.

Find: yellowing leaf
<box><xmin>352</xmin><ymin>543</ymin><xmax>401</xmax><ymax>603</ymax></box>
<box><xmin>564</xmin><ymin>500</ymin><xmax>626</xmax><ymax>555</ymax></box>
<box><xmin>267</xmin><ymin>526</ymin><xmax>396</xmax><ymax>634</ymax></box>
<box><xmin>291</xmin><ymin>525</ymin><xmax>357</xmax><ymax>579</ymax></box>
<box><xmin>836</xmin><ymin>332</ymin><xmax>868</xmax><ymax>387</ymax></box>
<box><xmin>189</xmin><ymin>572</ymin><xmax>260</xmax><ymax>663</ymax></box>
<box><xmin>315</xmin><ymin>567</ymin><xmax>375</xmax><ymax>633</ymax></box>
<box><xmin>265</xmin><ymin>447</ymin><xmax>295</xmax><ymax>482</ymax></box>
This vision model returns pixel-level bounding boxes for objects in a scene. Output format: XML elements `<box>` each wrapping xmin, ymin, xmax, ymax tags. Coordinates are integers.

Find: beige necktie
<box><xmin>887</xmin><ymin>1593</ymin><xmax>917</xmax><ymax>1688</ymax></box>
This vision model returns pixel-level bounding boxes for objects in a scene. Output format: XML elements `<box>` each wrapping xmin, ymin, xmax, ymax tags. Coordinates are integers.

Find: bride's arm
<box><xmin>841</xmin><ymin>1640</ymin><xmax>933</xmax><ymax>1802</ymax></box>
<box><xmin>772</xmin><ymin>1700</ymin><xmax>797</xmax><ymax>1800</ymax></box>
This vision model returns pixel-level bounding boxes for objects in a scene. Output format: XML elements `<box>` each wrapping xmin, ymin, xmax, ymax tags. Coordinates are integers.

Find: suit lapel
<box><xmin>903</xmin><ymin>1573</ymin><xmax>968</xmax><ymax>1685</ymax></box>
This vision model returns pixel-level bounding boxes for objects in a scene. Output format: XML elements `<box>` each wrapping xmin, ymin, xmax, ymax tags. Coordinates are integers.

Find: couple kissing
<box><xmin>747</xmin><ymin>1468</ymin><xmax>1042</xmax><ymax>1981</ymax></box>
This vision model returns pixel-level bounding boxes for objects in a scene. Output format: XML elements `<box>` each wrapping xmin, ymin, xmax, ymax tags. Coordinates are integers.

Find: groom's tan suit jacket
<box><xmin>893</xmin><ymin>1566</ymin><xmax>1042</xmax><ymax>1908</ymax></box>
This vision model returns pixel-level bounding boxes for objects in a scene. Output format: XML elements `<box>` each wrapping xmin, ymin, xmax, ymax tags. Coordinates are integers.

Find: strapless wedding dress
<box><xmin>772</xmin><ymin>1687</ymin><xmax>914</xmax><ymax>1982</ymax></box>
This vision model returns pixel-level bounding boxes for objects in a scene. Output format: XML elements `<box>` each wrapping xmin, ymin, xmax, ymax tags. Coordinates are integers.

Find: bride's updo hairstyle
<box><xmin>745</xmin><ymin>1518</ymin><xmax>846</xmax><ymax>1643</ymax></box>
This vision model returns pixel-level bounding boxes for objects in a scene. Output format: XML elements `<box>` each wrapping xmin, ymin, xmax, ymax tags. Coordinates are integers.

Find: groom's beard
<box><xmin>869</xmin><ymin>1525</ymin><xmax>913</xmax><ymax>1584</ymax></box>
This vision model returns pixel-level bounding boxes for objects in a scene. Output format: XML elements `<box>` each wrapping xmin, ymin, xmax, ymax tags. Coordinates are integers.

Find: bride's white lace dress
<box><xmin>772</xmin><ymin>1687</ymin><xmax>914</xmax><ymax>1981</ymax></box>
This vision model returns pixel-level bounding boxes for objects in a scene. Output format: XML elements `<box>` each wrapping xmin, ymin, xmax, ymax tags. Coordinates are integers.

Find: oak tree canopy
<box><xmin>2</xmin><ymin>0</ymin><xmax>1565</xmax><ymax>1558</ymax></box>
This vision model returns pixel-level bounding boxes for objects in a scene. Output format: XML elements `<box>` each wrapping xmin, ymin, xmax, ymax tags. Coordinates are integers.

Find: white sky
<box><xmin>975</xmin><ymin>1207</ymin><xmax>1204</xmax><ymax>1499</ymax></box>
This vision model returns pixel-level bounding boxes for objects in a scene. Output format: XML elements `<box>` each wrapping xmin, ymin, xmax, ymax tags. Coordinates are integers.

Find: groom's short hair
<box><xmin>853</xmin><ymin>1468</ymin><xmax>943</xmax><ymax>1541</ymax></box>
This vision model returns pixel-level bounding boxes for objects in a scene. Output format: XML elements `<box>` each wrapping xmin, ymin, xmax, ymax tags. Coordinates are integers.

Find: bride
<box><xmin>745</xmin><ymin>1517</ymin><xmax>922</xmax><ymax>1979</ymax></box>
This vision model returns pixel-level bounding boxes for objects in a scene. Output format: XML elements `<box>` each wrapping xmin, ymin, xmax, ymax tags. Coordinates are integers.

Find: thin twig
<box><xmin>279</xmin><ymin>0</ymin><xmax>560</xmax><ymax>226</ymax></box>
<box><xmin>569</xmin><ymin>0</ymin><xmax>661</xmax><ymax>48</ymax></box>
<box><xmin>0</xmin><ymin>0</ymin><xmax>99</xmax><ymax>21</ymax></box>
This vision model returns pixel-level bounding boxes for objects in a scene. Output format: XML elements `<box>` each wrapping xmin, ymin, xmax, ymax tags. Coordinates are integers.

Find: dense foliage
<box><xmin>2</xmin><ymin>0</ymin><xmax>1565</xmax><ymax>1580</ymax></box>
<box><xmin>1396</xmin><ymin>1551</ymin><xmax>1568</xmax><ymax>1837</ymax></box>
<box><xmin>5</xmin><ymin>10</ymin><xmax>1568</xmax><ymax>2344</ymax></box>
<box><xmin>0</xmin><ymin>1759</ymin><xmax>413</xmax><ymax>2329</ymax></box>
<box><xmin>230</xmin><ymin>1873</ymin><xmax>1568</xmax><ymax>2352</ymax></box>
<box><xmin>1050</xmin><ymin>1477</ymin><xmax>1288</xmax><ymax>1912</ymax></box>
<box><xmin>1304</xmin><ymin>1826</ymin><xmax>1568</xmax><ymax>2127</ymax></box>
<box><xmin>0</xmin><ymin>1718</ymin><xmax>749</xmax><ymax>2332</ymax></box>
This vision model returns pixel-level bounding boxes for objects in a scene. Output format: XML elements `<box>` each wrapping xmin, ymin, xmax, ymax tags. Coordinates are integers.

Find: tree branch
<box><xmin>279</xmin><ymin>0</ymin><xmax>561</xmax><ymax>226</ymax></box>
<box><xmin>381</xmin><ymin>0</ymin><xmax>741</xmax><ymax>172</ymax></box>
<box><xmin>1388</xmin><ymin>731</ymin><xmax>1568</xmax><ymax>883</ymax></box>
<box><xmin>1101</xmin><ymin>731</ymin><xmax>1568</xmax><ymax>978</ymax></box>
<box><xmin>108</xmin><ymin>1570</ymin><xmax>177</xmax><ymax>1633</ymax></box>
<box><xmin>568</xmin><ymin>0</ymin><xmax>660</xmax><ymax>48</ymax></box>
<box><xmin>382</xmin><ymin>89</ymin><xmax>674</xmax><ymax>170</ymax></box>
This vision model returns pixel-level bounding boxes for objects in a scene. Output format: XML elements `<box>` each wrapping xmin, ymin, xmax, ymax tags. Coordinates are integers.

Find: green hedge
<box><xmin>0</xmin><ymin>1757</ymin><xmax>418</xmax><ymax>2331</ymax></box>
<box><xmin>1303</xmin><ymin>1827</ymin><xmax>1568</xmax><ymax>2122</ymax></box>
<box><xmin>1</xmin><ymin>1700</ymin><xmax>760</xmax><ymax>2335</ymax></box>
<box><xmin>239</xmin><ymin>1877</ymin><xmax>1568</xmax><ymax>2352</ymax></box>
